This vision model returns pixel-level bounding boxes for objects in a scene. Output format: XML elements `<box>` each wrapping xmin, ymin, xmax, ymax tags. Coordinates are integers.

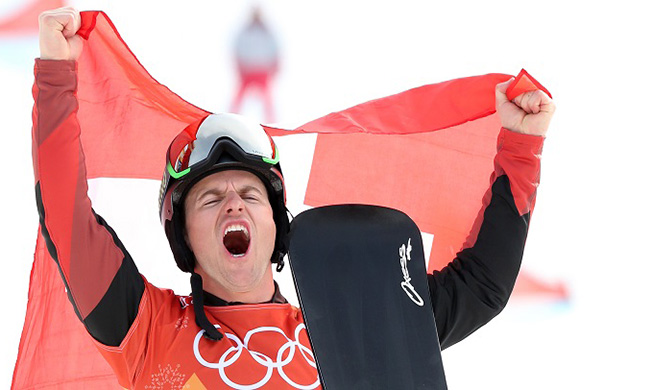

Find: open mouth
<box><xmin>223</xmin><ymin>224</ymin><xmax>250</xmax><ymax>257</ymax></box>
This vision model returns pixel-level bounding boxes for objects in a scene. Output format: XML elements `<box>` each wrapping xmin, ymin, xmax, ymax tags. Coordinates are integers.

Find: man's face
<box><xmin>184</xmin><ymin>170</ymin><xmax>276</xmax><ymax>302</ymax></box>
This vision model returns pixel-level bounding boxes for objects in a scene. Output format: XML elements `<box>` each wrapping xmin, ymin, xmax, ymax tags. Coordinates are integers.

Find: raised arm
<box><xmin>429</xmin><ymin>78</ymin><xmax>555</xmax><ymax>349</ymax></box>
<box><xmin>33</xmin><ymin>7</ymin><xmax>144</xmax><ymax>347</ymax></box>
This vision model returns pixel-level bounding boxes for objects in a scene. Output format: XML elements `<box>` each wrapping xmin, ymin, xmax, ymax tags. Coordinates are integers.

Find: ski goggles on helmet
<box><xmin>166</xmin><ymin>114</ymin><xmax>280</xmax><ymax>180</ymax></box>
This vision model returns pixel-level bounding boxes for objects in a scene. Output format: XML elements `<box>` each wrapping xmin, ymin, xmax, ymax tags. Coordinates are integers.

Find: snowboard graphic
<box><xmin>288</xmin><ymin>205</ymin><xmax>447</xmax><ymax>389</ymax></box>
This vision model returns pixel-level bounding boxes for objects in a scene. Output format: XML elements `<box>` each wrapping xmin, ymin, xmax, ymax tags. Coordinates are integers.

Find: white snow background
<box><xmin>1</xmin><ymin>0</ymin><xmax>651</xmax><ymax>388</ymax></box>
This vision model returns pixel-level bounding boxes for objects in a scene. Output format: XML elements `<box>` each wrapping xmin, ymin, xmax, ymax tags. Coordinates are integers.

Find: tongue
<box><xmin>224</xmin><ymin>231</ymin><xmax>250</xmax><ymax>256</ymax></box>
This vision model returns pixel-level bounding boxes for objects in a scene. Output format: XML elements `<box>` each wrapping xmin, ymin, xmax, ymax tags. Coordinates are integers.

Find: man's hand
<box><xmin>496</xmin><ymin>78</ymin><xmax>556</xmax><ymax>137</ymax></box>
<box><xmin>39</xmin><ymin>7</ymin><xmax>83</xmax><ymax>60</ymax></box>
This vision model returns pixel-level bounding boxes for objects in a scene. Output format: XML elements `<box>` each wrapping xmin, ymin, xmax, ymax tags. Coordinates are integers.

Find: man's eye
<box><xmin>204</xmin><ymin>198</ymin><xmax>223</xmax><ymax>206</ymax></box>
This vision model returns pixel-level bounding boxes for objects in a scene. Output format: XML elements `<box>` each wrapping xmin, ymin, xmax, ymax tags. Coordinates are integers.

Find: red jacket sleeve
<box><xmin>32</xmin><ymin>59</ymin><xmax>145</xmax><ymax>347</ymax></box>
<box><xmin>429</xmin><ymin>128</ymin><xmax>544</xmax><ymax>349</ymax></box>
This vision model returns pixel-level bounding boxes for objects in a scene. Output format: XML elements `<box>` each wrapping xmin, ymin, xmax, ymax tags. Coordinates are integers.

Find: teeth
<box><xmin>224</xmin><ymin>224</ymin><xmax>250</xmax><ymax>239</ymax></box>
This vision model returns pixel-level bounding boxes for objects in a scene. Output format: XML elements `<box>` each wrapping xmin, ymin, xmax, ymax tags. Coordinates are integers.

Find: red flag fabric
<box><xmin>74</xmin><ymin>12</ymin><xmax>209</xmax><ymax>180</ymax></box>
<box><xmin>12</xmin><ymin>235</ymin><xmax>121</xmax><ymax>389</ymax></box>
<box><xmin>13</xmin><ymin>10</ymin><xmax>560</xmax><ymax>390</ymax></box>
<box><xmin>300</xmin><ymin>70</ymin><xmax>551</xmax><ymax>271</ymax></box>
<box><xmin>0</xmin><ymin>0</ymin><xmax>65</xmax><ymax>35</ymax></box>
<box><xmin>302</xmin><ymin>77</ymin><xmax>509</xmax><ymax>271</ymax></box>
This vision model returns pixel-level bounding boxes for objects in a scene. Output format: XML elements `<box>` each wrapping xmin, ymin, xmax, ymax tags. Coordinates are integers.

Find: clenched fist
<box><xmin>495</xmin><ymin>78</ymin><xmax>556</xmax><ymax>137</ymax></box>
<box><xmin>39</xmin><ymin>7</ymin><xmax>83</xmax><ymax>61</ymax></box>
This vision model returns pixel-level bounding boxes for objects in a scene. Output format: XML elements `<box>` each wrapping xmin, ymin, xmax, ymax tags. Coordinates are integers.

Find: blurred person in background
<box><xmin>230</xmin><ymin>5</ymin><xmax>279</xmax><ymax>122</ymax></box>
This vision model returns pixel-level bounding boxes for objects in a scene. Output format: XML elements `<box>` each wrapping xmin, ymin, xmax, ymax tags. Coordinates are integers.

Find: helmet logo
<box><xmin>158</xmin><ymin>173</ymin><xmax>169</xmax><ymax>214</ymax></box>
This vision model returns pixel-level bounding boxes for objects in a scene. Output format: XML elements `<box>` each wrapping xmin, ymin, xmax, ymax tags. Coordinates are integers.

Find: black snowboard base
<box><xmin>288</xmin><ymin>205</ymin><xmax>447</xmax><ymax>389</ymax></box>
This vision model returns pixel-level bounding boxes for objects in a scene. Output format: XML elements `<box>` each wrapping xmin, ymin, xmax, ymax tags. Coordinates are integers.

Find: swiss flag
<box><xmin>12</xmin><ymin>11</ymin><xmax>564</xmax><ymax>389</ymax></box>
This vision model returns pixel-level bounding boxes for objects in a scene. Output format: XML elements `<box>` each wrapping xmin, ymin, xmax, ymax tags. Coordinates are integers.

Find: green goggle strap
<box><xmin>262</xmin><ymin>144</ymin><xmax>280</xmax><ymax>165</ymax></box>
<box><xmin>167</xmin><ymin>162</ymin><xmax>190</xmax><ymax>179</ymax></box>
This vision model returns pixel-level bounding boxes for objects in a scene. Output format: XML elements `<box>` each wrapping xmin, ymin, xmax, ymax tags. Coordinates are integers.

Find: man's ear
<box><xmin>183</xmin><ymin>228</ymin><xmax>199</xmax><ymax>274</ymax></box>
<box><xmin>181</xmin><ymin>203</ymin><xmax>191</xmax><ymax>248</ymax></box>
<box><xmin>183</xmin><ymin>227</ymin><xmax>190</xmax><ymax>248</ymax></box>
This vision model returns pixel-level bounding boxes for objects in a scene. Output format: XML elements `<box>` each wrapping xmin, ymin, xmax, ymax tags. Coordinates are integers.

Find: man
<box><xmin>34</xmin><ymin>7</ymin><xmax>555</xmax><ymax>389</ymax></box>
<box><xmin>230</xmin><ymin>6</ymin><xmax>279</xmax><ymax>122</ymax></box>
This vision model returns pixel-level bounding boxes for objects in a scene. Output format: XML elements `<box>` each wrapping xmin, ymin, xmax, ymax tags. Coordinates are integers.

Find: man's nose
<box><xmin>224</xmin><ymin>192</ymin><xmax>244</xmax><ymax>214</ymax></box>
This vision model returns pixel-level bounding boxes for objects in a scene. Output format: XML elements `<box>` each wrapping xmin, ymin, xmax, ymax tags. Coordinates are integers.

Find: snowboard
<box><xmin>287</xmin><ymin>205</ymin><xmax>447</xmax><ymax>389</ymax></box>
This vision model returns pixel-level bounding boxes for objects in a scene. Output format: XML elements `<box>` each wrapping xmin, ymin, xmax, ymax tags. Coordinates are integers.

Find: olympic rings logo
<box><xmin>193</xmin><ymin>323</ymin><xmax>320</xmax><ymax>389</ymax></box>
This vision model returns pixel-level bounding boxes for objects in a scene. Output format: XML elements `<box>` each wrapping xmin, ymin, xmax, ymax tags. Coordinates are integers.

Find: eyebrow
<box><xmin>195</xmin><ymin>185</ymin><xmax>265</xmax><ymax>202</ymax></box>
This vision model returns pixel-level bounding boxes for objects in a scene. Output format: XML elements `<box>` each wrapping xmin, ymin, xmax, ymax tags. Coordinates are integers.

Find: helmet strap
<box><xmin>190</xmin><ymin>273</ymin><xmax>223</xmax><ymax>341</ymax></box>
<box><xmin>273</xmin><ymin>206</ymin><xmax>291</xmax><ymax>273</ymax></box>
<box><xmin>275</xmin><ymin>257</ymin><xmax>285</xmax><ymax>272</ymax></box>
